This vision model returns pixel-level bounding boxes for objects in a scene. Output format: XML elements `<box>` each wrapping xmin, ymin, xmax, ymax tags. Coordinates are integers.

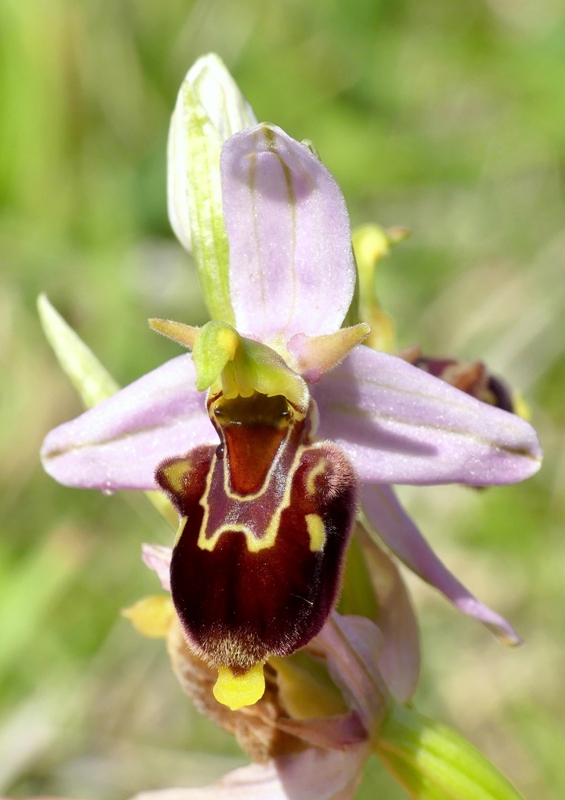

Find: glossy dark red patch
<box><xmin>223</xmin><ymin>424</ymin><xmax>286</xmax><ymax>494</ymax></box>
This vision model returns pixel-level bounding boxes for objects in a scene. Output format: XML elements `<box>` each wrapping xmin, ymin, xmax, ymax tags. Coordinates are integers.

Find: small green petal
<box><xmin>192</xmin><ymin>320</ymin><xmax>241</xmax><ymax>392</ymax></box>
<box><xmin>374</xmin><ymin>703</ymin><xmax>524</xmax><ymax>800</ymax></box>
<box><xmin>243</xmin><ymin>338</ymin><xmax>309</xmax><ymax>409</ymax></box>
<box><xmin>337</xmin><ymin>530</ymin><xmax>378</xmax><ymax>620</ymax></box>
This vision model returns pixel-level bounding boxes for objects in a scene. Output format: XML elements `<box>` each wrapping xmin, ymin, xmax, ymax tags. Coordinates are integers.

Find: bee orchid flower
<box><xmin>40</xmin><ymin>55</ymin><xmax>542</xmax><ymax>712</ymax></box>
<box><xmin>125</xmin><ymin>542</ymin><xmax>522</xmax><ymax>800</ymax></box>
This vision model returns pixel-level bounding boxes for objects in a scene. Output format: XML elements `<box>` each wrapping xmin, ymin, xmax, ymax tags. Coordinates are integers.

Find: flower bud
<box><xmin>410</xmin><ymin>352</ymin><xmax>516</xmax><ymax>413</ymax></box>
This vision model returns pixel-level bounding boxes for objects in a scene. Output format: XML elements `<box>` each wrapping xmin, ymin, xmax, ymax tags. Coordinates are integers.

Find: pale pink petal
<box><xmin>221</xmin><ymin>124</ymin><xmax>355</xmax><ymax>342</ymax></box>
<box><xmin>357</xmin><ymin>529</ymin><xmax>420</xmax><ymax>703</ymax></box>
<box><xmin>313</xmin><ymin>346</ymin><xmax>542</xmax><ymax>486</ymax></box>
<box><xmin>276</xmin><ymin>711</ymin><xmax>366</xmax><ymax>750</ymax></box>
<box><xmin>276</xmin><ymin>746</ymin><xmax>368</xmax><ymax>800</ymax></box>
<box><xmin>286</xmin><ymin>325</ymin><xmax>369</xmax><ymax>382</ymax></box>
<box><xmin>362</xmin><ymin>484</ymin><xmax>522</xmax><ymax>645</ymax></box>
<box><xmin>130</xmin><ymin>763</ymin><xmax>281</xmax><ymax>800</ymax></box>
<box><xmin>131</xmin><ymin>745</ymin><xmax>368</xmax><ymax>800</ymax></box>
<box><xmin>314</xmin><ymin>614</ymin><xmax>388</xmax><ymax>734</ymax></box>
<box><xmin>41</xmin><ymin>355</ymin><xmax>214</xmax><ymax>492</ymax></box>
<box><xmin>142</xmin><ymin>543</ymin><xmax>173</xmax><ymax>591</ymax></box>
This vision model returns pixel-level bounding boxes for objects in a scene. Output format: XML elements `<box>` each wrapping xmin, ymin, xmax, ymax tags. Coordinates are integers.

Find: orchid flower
<box><xmin>126</xmin><ymin>542</ymin><xmax>385</xmax><ymax>800</ymax></box>
<box><xmin>40</xmin><ymin>54</ymin><xmax>542</xmax><ymax>711</ymax></box>
<box><xmin>121</xmin><ymin>542</ymin><xmax>523</xmax><ymax>800</ymax></box>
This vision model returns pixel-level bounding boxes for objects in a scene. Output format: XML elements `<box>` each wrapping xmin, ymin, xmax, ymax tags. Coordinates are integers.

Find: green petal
<box><xmin>174</xmin><ymin>85</ymin><xmax>233</xmax><ymax>322</ymax></box>
<box><xmin>337</xmin><ymin>530</ymin><xmax>378</xmax><ymax>620</ymax></box>
<box><xmin>168</xmin><ymin>55</ymin><xmax>256</xmax><ymax>323</ymax></box>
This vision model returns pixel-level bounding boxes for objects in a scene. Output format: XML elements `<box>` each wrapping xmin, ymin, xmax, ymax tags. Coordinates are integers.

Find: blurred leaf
<box><xmin>0</xmin><ymin>530</ymin><xmax>84</xmax><ymax>678</ymax></box>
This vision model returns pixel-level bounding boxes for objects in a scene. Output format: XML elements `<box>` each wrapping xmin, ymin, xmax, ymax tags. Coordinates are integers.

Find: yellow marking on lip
<box><xmin>305</xmin><ymin>458</ymin><xmax>328</xmax><ymax>497</ymax></box>
<box><xmin>160</xmin><ymin>458</ymin><xmax>192</xmax><ymax>493</ymax></box>
<box><xmin>197</xmin><ymin>518</ymin><xmax>278</xmax><ymax>553</ymax></box>
<box><xmin>198</xmin><ymin>445</ymin><xmax>305</xmax><ymax>553</ymax></box>
<box><xmin>306</xmin><ymin>513</ymin><xmax>326</xmax><ymax>552</ymax></box>
<box><xmin>174</xmin><ymin>515</ymin><xmax>187</xmax><ymax>546</ymax></box>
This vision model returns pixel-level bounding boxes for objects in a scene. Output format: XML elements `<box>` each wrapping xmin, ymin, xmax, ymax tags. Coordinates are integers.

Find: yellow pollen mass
<box><xmin>306</xmin><ymin>513</ymin><xmax>326</xmax><ymax>552</ymax></box>
<box><xmin>213</xmin><ymin>663</ymin><xmax>266</xmax><ymax>710</ymax></box>
<box><xmin>218</xmin><ymin>326</ymin><xmax>241</xmax><ymax>360</ymax></box>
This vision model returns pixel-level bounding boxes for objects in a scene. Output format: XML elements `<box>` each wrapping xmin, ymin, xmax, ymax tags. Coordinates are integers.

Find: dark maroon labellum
<box><xmin>156</xmin><ymin>392</ymin><xmax>358</xmax><ymax>673</ymax></box>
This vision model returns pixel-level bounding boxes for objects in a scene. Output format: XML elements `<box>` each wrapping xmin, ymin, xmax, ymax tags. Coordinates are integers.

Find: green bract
<box><xmin>375</xmin><ymin>703</ymin><xmax>523</xmax><ymax>800</ymax></box>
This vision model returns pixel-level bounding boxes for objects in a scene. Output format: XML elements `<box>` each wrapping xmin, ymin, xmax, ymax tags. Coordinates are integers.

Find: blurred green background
<box><xmin>1</xmin><ymin>0</ymin><xmax>564</xmax><ymax>798</ymax></box>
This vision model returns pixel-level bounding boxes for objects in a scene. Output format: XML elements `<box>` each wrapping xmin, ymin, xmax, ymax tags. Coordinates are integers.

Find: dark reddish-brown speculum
<box><xmin>156</xmin><ymin>391</ymin><xmax>358</xmax><ymax>674</ymax></box>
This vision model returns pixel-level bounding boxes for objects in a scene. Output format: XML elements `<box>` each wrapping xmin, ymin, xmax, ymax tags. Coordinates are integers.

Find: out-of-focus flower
<box><xmin>351</xmin><ymin>223</ymin><xmax>522</xmax><ymax>413</ymax></box>
<box><xmin>403</xmin><ymin>349</ymin><xmax>514</xmax><ymax>412</ymax></box>
<box><xmin>40</xmin><ymin>55</ymin><xmax>542</xmax><ymax>710</ymax></box>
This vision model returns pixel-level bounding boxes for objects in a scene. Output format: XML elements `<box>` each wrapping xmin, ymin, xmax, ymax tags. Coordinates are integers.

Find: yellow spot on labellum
<box><xmin>305</xmin><ymin>458</ymin><xmax>328</xmax><ymax>497</ymax></box>
<box><xmin>121</xmin><ymin>595</ymin><xmax>174</xmax><ymax>638</ymax></box>
<box><xmin>306</xmin><ymin>513</ymin><xmax>326</xmax><ymax>552</ymax></box>
<box><xmin>213</xmin><ymin>663</ymin><xmax>266</xmax><ymax>710</ymax></box>
<box><xmin>174</xmin><ymin>515</ymin><xmax>186</xmax><ymax>546</ymax></box>
<box><xmin>160</xmin><ymin>458</ymin><xmax>192</xmax><ymax>493</ymax></box>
